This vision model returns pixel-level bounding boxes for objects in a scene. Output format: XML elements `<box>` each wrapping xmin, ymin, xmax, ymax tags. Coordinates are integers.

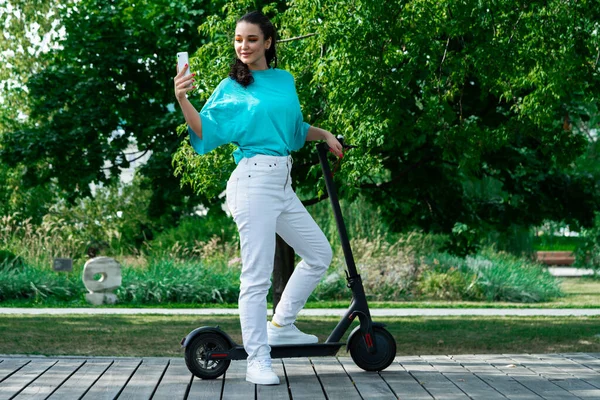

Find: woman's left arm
<box><xmin>306</xmin><ymin>126</ymin><xmax>344</xmax><ymax>157</ymax></box>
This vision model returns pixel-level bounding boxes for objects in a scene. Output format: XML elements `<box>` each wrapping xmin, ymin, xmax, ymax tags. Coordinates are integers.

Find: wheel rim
<box><xmin>194</xmin><ymin>338</ymin><xmax>226</xmax><ymax>372</ymax></box>
<box><xmin>351</xmin><ymin>328</ymin><xmax>396</xmax><ymax>370</ymax></box>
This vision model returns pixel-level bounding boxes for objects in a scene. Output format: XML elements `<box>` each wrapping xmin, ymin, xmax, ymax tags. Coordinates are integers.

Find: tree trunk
<box><xmin>272</xmin><ymin>234</ymin><xmax>295</xmax><ymax>313</ymax></box>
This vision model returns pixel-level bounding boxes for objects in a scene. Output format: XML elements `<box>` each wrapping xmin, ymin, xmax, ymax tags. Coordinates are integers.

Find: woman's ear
<box><xmin>265</xmin><ymin>37</ymin><xmax>272</xmax><ymax>50</ymax></box>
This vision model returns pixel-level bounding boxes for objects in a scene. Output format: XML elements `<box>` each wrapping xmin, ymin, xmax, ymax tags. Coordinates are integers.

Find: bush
<box><xmin>148</xmin><ymin>213</ymin><xmax>237</xmax><ymax>260</ymax></box>
<box><xmin>574</xmin><ymin>212</ymin><xmax>600</xmax><ymax>272</ymax></box>
<box><xmin>0</xmin><ymin>249</ymin><xmax>25</xmax><ymax>270</ymax></box>
<box><xmin>417</xmin><ymin>268</ymin><xmax>482</xmax><ymax>301</ymax></box>
<box><xmin>421</xmin><ymin>249</ymin><xmax>563</xmax><ymax>302</ymax></box>
<box><xmin>0</xmin><ymin>264</ymin><xmax>84</xmax><ymax>302</ymax></box>
<box><xmin>117</xmin><ymin>257</ymin><xmax>240</xmax><ymax>304</ymax></box>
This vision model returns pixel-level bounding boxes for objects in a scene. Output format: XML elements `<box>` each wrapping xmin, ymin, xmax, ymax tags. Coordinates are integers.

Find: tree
<box><xmin>0</xmin><ymin>0</ymin><xmax>69</xmax><ymax>220</ymax></box>
<box><xmin>0</xmin><ymin>0</ymin><xmax>226</xmax><ymax>226</ymax></box>
<box><xmin>174</xmin><ymin>0</ymin><xmax>600</xmax><ymax>252</ymax></box>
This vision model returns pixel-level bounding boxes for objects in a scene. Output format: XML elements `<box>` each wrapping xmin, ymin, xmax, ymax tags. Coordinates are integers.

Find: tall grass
<box><xmin>420</xmin><ymin>249</ymin><xmax>563</xmax><ymax>302</ymax></box>
<box><xmin>117</xmin><ymin>258</ymin><xmax>240</xmax><ymax>304</ymax></box>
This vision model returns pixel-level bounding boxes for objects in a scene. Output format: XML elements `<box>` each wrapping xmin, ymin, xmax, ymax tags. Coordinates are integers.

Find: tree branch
<box><xmin>301</xmin><ymin>192</ymin><xmax>329</xmax><ymax>206</ymax></box>
<box><xmin>277</xmin><ymin>33</ymin><xmax>317</xmax><ymax>43</ymax></box>
<box><xmin>508</xmin><ymin>12</ymin><xmax>523</xmax><ymax>44</ymax></box>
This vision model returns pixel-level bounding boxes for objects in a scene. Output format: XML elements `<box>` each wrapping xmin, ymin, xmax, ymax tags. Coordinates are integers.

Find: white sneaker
<box><xmin>267</xmin><ymin>321</ymin><xmax>319</xmax><ymax>345</ymax></box>
<box><xmin>246</xmin><ymin>358</ymin><xmax>280</xmax><ymax>385</ymax></box>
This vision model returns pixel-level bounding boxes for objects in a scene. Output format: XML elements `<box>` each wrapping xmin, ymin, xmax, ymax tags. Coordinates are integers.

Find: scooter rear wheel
<box><xmin>349</xmin><ymin>326</ymin><xmax>396</xmax><ymax>371</ymax></box>
<box><xmin>184</xmin><ymin>332</ymin><xmax>231</xmax><ymax>379</ymax></box>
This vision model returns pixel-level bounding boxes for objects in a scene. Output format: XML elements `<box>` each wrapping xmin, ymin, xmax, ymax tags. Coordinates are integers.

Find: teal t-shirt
<box><xmin>188</xmin><ymin>67</ymin><xmax>311</xmax><ymax>164</ymax></box>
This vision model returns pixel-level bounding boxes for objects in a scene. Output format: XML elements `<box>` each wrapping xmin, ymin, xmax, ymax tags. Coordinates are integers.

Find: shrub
<box><xmin>0</xmin><ymin>249</ymin><xmax>25</xmax><ymax>270</ymax></box>
<box><xmin>417</xmin><ymin>268</ymin><xmax>482</xmax><ymax>301</ymax></box>
<box><xmin>116</xmin><ymin>257</ymin><xmax>240</xmax><ymax>304</ymax></box>
<box><xmin>421</xmin><ymin>249</ymin><xmax>563</xmax><ymax>302</ymax></box>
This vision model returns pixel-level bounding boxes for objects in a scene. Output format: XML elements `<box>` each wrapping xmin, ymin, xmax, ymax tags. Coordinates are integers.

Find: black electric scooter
<box><xmin>181</xmin><ymin>138</ymin><xmax>397</xmax><ymax>379</ymax></box>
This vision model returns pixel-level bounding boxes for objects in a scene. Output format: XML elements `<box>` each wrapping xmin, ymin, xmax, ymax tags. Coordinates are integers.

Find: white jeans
<box><xmin>226</xmin><ymin>155</ymin><xmax>333</xmax><ymax>361</ymax></box>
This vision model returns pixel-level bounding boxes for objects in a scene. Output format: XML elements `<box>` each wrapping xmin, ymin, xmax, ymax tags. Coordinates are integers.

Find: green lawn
<box><xmin>0</xmin><ymin>315</ymin><xmax>599</xmax><ymax>357</ymax></box>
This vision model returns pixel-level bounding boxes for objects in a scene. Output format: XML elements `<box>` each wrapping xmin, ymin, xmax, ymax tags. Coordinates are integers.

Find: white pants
<box><xmin>226</xmin><ymin>155</ymin><xmax>332</xmax><ymax>361</ymax></box>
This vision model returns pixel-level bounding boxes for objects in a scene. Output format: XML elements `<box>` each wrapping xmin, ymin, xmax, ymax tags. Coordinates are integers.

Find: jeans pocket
<box><xmin>226</xmin><ymin>178</ymin><xmax>239</xmax><ymax>215</ymax></box>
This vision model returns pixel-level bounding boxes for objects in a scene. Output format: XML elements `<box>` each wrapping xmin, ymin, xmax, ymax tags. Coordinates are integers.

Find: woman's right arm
<box><xmin>174</xmin><ymin>64</ymin><xmax>202</xmax><ymax>139</ymax></box>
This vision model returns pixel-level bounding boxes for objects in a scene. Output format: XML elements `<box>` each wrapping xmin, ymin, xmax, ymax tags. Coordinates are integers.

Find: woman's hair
<box><xmin>229</xmin><ymin>11</ymin><xmax>278</xmax><ymax>87</ymax></box>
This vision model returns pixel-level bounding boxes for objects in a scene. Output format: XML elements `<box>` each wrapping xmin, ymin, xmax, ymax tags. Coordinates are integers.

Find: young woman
<box><xmin>173</xmin><ymin>11</ymin><xmax>343</xmax><ymax>385</ymax></box>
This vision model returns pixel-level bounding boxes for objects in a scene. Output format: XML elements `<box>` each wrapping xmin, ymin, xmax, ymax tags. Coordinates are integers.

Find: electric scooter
<box><xmin>181</xmin><ymin>137</ymin><xmax>397</xmax><ymax>379</ymax></box>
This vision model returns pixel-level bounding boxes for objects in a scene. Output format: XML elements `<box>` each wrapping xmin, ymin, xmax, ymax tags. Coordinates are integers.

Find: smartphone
<box><xmin>177</xmin><ymin>52</ymin><xmax>191</xmax><ymax>76</ymax></box>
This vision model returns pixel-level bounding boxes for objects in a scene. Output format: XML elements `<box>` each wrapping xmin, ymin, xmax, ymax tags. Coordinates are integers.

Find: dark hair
<box><xmin>229</xmin><ymin>11</ymin><xmax>278</xmax><ymax>87</ymax></box>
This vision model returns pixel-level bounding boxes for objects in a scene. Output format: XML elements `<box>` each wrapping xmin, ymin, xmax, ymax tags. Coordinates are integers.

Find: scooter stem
<box><xmin>316</xmin><ymin>140</ymin><xmax>359</xmax><ymax>278</ymax></box>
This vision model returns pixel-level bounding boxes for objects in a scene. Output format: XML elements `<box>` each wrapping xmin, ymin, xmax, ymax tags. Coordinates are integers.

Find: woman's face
<box><xmin>234</xmin><ymin>21</ymin><xmax>271</xmax><ymax>70</ymax></box>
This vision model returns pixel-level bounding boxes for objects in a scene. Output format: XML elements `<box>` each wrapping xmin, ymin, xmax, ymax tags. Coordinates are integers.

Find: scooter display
<box><xmin>181</xmin><ymin>138</ymin><xmax>397</xmax><ymax>379</ymax></box>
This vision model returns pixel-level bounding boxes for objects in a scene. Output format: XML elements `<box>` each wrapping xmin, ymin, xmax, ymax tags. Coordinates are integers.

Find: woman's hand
<box><xmin>325</xmin><ymin>132</ymin><xmax>344</xmax><ymax>158</ymax></box>
<box><xmin>174</xmin><ymin>64</ymin><xmax>195</xmax><ymax>101</ymax></box>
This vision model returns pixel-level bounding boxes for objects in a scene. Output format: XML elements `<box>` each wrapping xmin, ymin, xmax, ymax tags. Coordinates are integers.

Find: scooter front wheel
<box><xmin>349</xmin><ymin>326</ymin><xmax>396</xmax><ymax>371</ymax></box>
<box><xmin>184</xmin><ymin>332</ymin><xmax>231</xmax><ymax>379</ymax></box>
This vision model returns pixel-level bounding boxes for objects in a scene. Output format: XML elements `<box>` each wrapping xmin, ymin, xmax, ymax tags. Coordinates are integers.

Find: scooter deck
<box><xmin>207</xmin><ymin>342</ymin><xmax>345</xmax><ymax>361</ymax></box>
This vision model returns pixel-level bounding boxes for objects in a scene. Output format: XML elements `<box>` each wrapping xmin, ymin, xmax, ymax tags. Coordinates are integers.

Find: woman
<box><xmin>173</xmin><ymin>11</ymin><xmax>343</xmax><ymax>385</ymax></box>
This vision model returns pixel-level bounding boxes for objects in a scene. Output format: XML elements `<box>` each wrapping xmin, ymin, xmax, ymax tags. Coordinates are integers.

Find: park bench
<box><xmin>535</xmin><ymin>250</ymin><xmax>575</xmax><ymax>266</ymax></box>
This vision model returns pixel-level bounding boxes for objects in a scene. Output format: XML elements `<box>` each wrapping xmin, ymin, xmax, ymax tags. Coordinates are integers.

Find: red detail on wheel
<box><xmin>365</xmin><ymin>333</ymin><xmax>373</xmax><ymax>347</ymax></box>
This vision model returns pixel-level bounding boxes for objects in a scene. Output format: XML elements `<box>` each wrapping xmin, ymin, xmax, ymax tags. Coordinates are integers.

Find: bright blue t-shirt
<box><xmin>188</xmin><ymin>68</ymin><xmax>310</xmax><ymax>164</ymax></box>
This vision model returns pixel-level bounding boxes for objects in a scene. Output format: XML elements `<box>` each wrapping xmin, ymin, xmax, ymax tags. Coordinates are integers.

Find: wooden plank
<box><xmin>0</xmin><ymin>358</ymin><xmax>31</xmax><ymax>383</ymax></box>
<box><xmin>475</xmin><ymin>374</ymin><xmax>543</xmax><ymax>400</ymax></box>
<box><xmin>564</xmin><ymin>353</ymin><xmax>600</xmax><ymax>373</ymax></box>
<box><xmin>450</xmin><ymin>355</ymin><xmax>504</xmax><ymax>375</ymax></box>
<box><xmin>14</xmin><ymin>360</ymin><xmax>84</xmax><ymax>399</ymax></box>
<box><xmin>256</xmin><ymin>359</ymin><xmax>289</xmax><ymax>400</ymax></box>
<box><xmin>515</xmin><ymin>354</ymin><xmax>600</xmax><ymax>398</ymax></box>
<box><xmin>0</xmin><ymin>360</ymin><xmax>56</xmax><ymax>400</ymax></box>
<box><xmin>442</xmin><ymin>372</ymin><xmax>507</xmax><ymax>400</ymax></box>
<box><xmin>117</xmin><ymin>358</ymin><xmax>169</xmax><ymax>400</ymax></box>
<box><xmin>338</xmin><ymin>357</ymin><xmax>396</xmax><ymax>399</ymax></box>
<box><xmin>378</xmin><ymin>358</ymin><xmax>433</xmax><ymax>400</ymax></box>
<box><xmin>221</xmin><ymin>360</ymin><xmax>254</xmax><ymax>399</ymax></box>
<box><xmin>405</xmin><ymin>371</ymin><xmax>470</xmax><ymax>400</ymax></box>
<box><xmin>152</xmin><ymin>358</ymin><xmax>192</xmax><ymax>400</ymax></box>
<box><xmin>502</xmin><ymin>370</ymin><xmax>580</xmax><ymax>399</ymax></box>
<box><xmin>311</xmin><ymin>358</ymin><xmax>361</xmax><ymax>400</ymax></box>
<box><xmin>423</xmin><ymin>355</ymin><xmax>506</xmax><ymax>400</ymax></box>
<box><xmin>187</xmin><ymin>375</ymin><xmax>223</xmax><ymax>399</ymax></box>
<box><xmin>284</xmin><ymin>358</ymin><xmax>326</xmax><ymax>400</ymax></box>
<box><xmin>80</xmin><ymin>359</ymin><xmax>141</xmax><ymax>400</ymax></box>
<box><xmin>47</xmin><ymin>360</ymin><xmax>112</xmax><ymax>400</ymax></box>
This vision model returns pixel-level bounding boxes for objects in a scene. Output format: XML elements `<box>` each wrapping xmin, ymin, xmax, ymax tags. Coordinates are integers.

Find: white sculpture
<box><xmin>82</xmin><ymin>257</ymin><xmax>122</xmax><ymax>305</ymax></box>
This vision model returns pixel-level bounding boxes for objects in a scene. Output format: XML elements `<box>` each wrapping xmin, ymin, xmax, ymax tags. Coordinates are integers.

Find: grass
<box><xmin>1</xmin><ymin>278</ymin><xmax>598</xmax><ymax>309</ymax></box>
<box><xmin>0</xmin><ymin>315</ymin><xmax>598</xmax><ymax>357</ymax></box>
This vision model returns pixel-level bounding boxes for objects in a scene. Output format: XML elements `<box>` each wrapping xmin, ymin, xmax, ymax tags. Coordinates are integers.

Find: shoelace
<box><xmin>255</xmin><ymin>359</ymin><xmax>273</xmax><ymax>371</ymax></box>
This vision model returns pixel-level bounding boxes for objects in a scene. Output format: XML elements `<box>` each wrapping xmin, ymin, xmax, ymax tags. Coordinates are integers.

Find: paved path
<box><xmin>2</xmin><ymin>307</ymin><xmax>600</xmax><ymax>316</ymax></box>
<box><xmin>2</xmin><ymin>354</ymin><xmax>600</xmax><ymax>399</ymax></box>
<box><xmin>548</xmin><ymin>267</ymin><xmax>599</xmax><ymax>277</ymax></box>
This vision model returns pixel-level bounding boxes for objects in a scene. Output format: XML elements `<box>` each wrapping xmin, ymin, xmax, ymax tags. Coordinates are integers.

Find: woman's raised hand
<box><xmin>174</xmin><ymin>64</ymin><xmax>196</xmax><ymax>101</ymax></box>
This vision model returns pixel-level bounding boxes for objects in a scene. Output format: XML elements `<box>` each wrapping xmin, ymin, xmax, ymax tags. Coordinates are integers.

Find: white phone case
<box><xmin>177</xmin><ymin>52</ymin><xmax>191</xmax><ymax>76</ymax></box>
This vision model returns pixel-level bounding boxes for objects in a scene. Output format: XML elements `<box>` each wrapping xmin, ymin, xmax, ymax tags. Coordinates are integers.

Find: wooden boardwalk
<box><xmin>1</xmin><ymin>353</ymin><xmax>600</xmax><ymax>399</ymax></box>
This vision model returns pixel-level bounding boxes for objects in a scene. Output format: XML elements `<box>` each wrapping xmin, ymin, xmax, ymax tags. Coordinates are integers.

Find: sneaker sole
<box><xmin>268</xmin><ymin>337</ymin><xmax>319</xmax><ymax>346</ymax></box>
<box><xmin>246</xmin><ymin>375</ymin><xmax>280</xmax><ymax>385</ymax></box>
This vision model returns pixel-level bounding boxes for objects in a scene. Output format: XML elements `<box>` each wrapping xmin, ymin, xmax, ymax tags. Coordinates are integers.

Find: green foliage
<box><xmin>117</xmin><ymin>258</ymin><xmax>240</xmax><ymax>304</ymax></box>
<box><xmin>43</xmin><ymin>176</ymin><xmax>155</xmax><ymax>256</ymax></box>
<box><xmin>148</xmin><ymin>213</ymin><xmax>238</xmax><ymax>260</ymax></box>
<box><xmin>0</xmin><ymin>249</ymin><xmax>25</xmax><ymax>270</ymax></box>
<box><xmin>441</xmin><ymin>222</ymin><xmax>481</xmax><ymax>257</ymax></box>
<box><xmin>574</xmin><ymin>212</ymin><xmax>600</xmax><ymax>271</ymax></box>
<box><xmin>0</xmin><ymin>0</ymin><xmax>223</xmax><ymax>224</ymax></box>
<box><xmin>0</xmin><ymin>263</ymin><xmax>84</xmax><ymax>302</ymax></box>
<box><xmin>425</xmin><ymin>250</ymin><xmax>563</xmax><ymax>302</ymax></box>
<box><xmin>173</xmin><ymin>0</ymin><xmax>600</xmax><ymax>243</ymax></box>
<box><xmin>417</xmin><ymin>268</ymin><xmax>482</xmax><ymax>301</ymax></box>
